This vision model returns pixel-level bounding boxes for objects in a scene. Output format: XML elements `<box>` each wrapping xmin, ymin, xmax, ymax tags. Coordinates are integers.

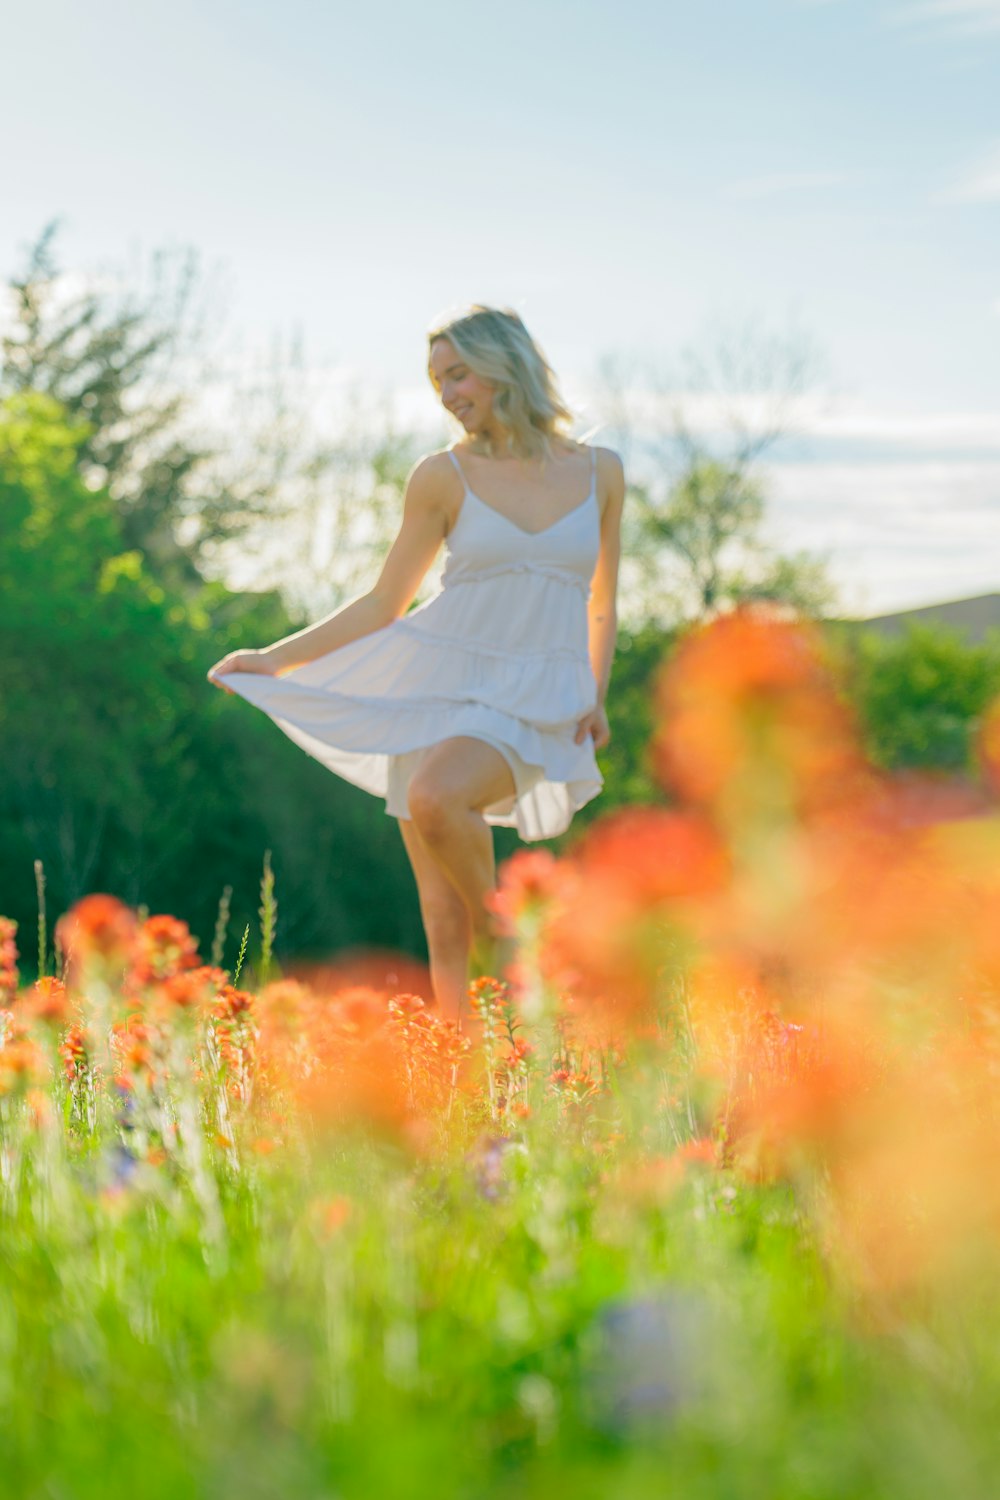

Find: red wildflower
<box><xmin>675</xmin><ymin>1136</ymin><xmax>718</xmax><ymax>1167</ymax></box>
<box><xmin>388</xmin><ymin>992</ymin><xmax>427</xmax><ymax>1018</ymax></box>
<box><xmin>28</xmin><ymin>976</ymin><xmax>70</xmax><ymax>1027</ymax></box>
<box><xmin>152</xmin><ymin>964</ymin><xmax>226</xmax><ymax>1012</ymax></box>
<box><xmin>0</xmin><ymin>917</ymin><xmax>19</xmax><ymax>1003</ymax></box>
<box><xmin>0</xmin><ymin>1037</ymin><xmax>49</xmax><ymax>1095</ymax></box>
<box><xmin>487</xmin><ymin>848</ymin><xmax>574</xmax><ymax>937</ymax></box>
<box><xmin>127</xmin><ymin>915</ymin><xmax>201</xmax><ymax>988</ymax></box>
<box><xmin>308</xmin><ymin>1195</ymin><xmax>353</xmax><ymax>1239</ymax></box>
<box><xmin>327</xmin><ymin>986</ymin><xmax>392</xmax><ymax>1040</ymax></box>
<box><xmin>59</xmin><ymin>1024</ymin><xmax>90</xmax><ymax>1081</ymax></box>
<box><xmin>212</xmin><ymin>985</ymin><xmax>254</xmax><ymax>1023</ymax></box>
<box><xmin>55</xmin><ymin>895</ymin><xmax>138</xmax><ymax>987</ymax></box>
<box><xmin>110</xmin><ymin>1015</ymin><xmax>156</xmax><ymax>1083</ymax></box>
<box><xmin>573</xmin><ymin>806</ymin><xmax>729</xmax><ymax>905</ymax></box>
<box><xmin>651</xmin><ymin>606</ymin><xmax>870</xmax><ymax>821</ymax></box>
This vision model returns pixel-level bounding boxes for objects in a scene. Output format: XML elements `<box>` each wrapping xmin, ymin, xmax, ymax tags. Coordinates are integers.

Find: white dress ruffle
<box><xmin>219</xmin><ymin>444</ymin><xmax>605</xmax><ymax>841</ymax></box>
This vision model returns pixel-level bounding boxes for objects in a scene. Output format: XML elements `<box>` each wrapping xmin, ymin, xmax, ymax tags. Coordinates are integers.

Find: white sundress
<box><xmin>218</xmin><ymin>442</ymin><xmax>605</xmax><ymax>842</ymax></box>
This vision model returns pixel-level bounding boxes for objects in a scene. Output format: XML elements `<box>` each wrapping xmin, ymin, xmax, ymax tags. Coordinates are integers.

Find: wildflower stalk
<box><xmin>258</xmin><ymin>851</ymin><xmax>276</xmax><ymax>986</ymax></box>
<box><xmin>34</xmin><ymin>860</ymin><xmax>46</xmax><ymax>981</ymax></box>
<box><xmin>469</xmin><ymin>978</ymin><xmax>506</xmax><ymax>1123</ymax></box>
<box><xmin>168</xmin><ymin>1018</ymin><xmax>228</xmax><ymax>1268</ymax></box>
<box><xmin>211</xmin><ymin>884</ymin><xmax>233</xmax><ymax>969</ymax></box>
<box><xmin>84</xmin><ymin>976</ymin><xmax>118</xmax><ymax>1141</ymax></box>
<box><xmin>233</xmin><ymin>925</ymin><xmax>250</xmax><ymax>986</ymax></box>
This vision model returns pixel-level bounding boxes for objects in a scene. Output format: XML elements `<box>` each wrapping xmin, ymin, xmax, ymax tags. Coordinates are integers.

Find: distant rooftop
<box><xmin>852</xmin><ymin>593</ymin><xmax>1000</xmax><ymax>642</ymax></box>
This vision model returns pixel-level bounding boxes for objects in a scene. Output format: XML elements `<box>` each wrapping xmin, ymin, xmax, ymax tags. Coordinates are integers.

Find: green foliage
<box><xmin>0</xmin><ymin>392</ymin><xmax>426</xmax><ymax>975</ymax></box>
<box><xmin>586</xmin><ymin>619</ymin><xmax>1000</xmax><ymax>836</ymax></box>
<box><xmin>830</xmin><ymin>623</ymin><xmax>1000</xmax><ymax>772</ymax></box>
<box><xmin>576</xmin><ymin>621</ymin><xmax>676</xmax><ymax>819</ymax></box>
<box><xmin>1</xmin><ymin>222</ymin><xmax>298</xmax><ymax>596</ymax></box>
<box><xmin>631</xmin><ymin>456</ymin><xmax>835</xmax><ymax>624</ymax></box>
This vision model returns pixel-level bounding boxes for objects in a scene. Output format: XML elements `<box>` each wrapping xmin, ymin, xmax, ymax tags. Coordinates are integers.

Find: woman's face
<box><xmin>428</xmin><ymin>338</ymin><xmax>495</xmax><ymax>433</ymax></box>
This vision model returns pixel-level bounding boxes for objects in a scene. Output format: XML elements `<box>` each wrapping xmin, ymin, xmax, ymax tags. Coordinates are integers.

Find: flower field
<box><xmin>4</xmin><ymin>607</ymin><xmax>1000</xmax><ymax>1499</ymax></box>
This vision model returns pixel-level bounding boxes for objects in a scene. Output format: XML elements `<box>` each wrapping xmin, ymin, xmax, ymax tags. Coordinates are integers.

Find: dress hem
<box><xmin>219</xmin><ymin>671</ymin><xmax>603</xmax><ymax>842</ymax></box>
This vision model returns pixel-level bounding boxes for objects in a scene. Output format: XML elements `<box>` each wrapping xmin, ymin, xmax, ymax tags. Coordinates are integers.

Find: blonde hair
<box><xmin>427</xmin><ymin>304</ymin><xmax>578</xmax><ymax>461</ymax></box>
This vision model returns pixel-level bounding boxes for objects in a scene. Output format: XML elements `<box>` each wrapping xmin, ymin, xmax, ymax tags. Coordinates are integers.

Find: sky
<box><xmin>4</xmin><ymin>0</ymin><xmax>999</xmax><ymax>615</ymax></box>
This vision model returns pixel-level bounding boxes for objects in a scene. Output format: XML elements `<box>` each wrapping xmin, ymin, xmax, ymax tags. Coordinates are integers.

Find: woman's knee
<box><xmin>407</xmin><ymin>774</ymin><xmax>461</xmax><ymax>838</ymax></box>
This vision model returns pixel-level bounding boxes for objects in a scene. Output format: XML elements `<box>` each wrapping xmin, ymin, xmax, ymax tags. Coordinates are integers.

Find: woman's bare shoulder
<box><xmin>409</xmin><ymin>446</ymin><xmax>459</xmax><ymax>473</ymax></box>
<box><xmin>402</xmin><ymin>449</ymin><xmax>463</xmax><ymax>529</ymax></box>
<box><xmin>405</xmin><ymin>448</ymin><xmax>463</xmax><ymax>491</ymax></box>
<box><xmin>588</xmin><ymin>443</ymin><xmax>624</xmax><ymax>485</ymax></box>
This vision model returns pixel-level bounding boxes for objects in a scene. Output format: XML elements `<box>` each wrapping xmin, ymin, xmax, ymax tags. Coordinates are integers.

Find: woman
<box><xmin>208</xmin><ymin>304</ymin><xmax>624</xmax><ymax>1019</ymax></box>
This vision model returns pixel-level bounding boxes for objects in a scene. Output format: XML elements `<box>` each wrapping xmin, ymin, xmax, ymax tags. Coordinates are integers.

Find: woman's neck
<box><xmin>464</xmin><ymin>431</ymin><xmax>576</xmax><ymax>463</ymax></box>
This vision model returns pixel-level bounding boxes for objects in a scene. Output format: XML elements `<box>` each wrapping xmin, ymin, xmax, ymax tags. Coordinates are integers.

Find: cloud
<box><xmin>888</xmin><ymin>1</ymin><xmax>1000</xmax><ymax>35</ymax></box>
<box><xmin>763</xmin><ymin>457</ymin><xmax>1000</xmax><ymax>615</ymax></box>
<box><xmin>936</xmin><ymin>143</ymin><xmax>1000</xmax><ymax>202</ymax></box>
<box><xmin>581</xmin><ymin>387</ymin><xmax>1000</xmax><ymax>453</ymax></box>
<box><xmin>723</xmin><ymin>171</ymin><xmax>847</xmax><ymax>201</ymax></box>
<box><xmin>795</xmin><ymin>403</ymin><xmax>1000</xmax><ymax>449</ymax></box>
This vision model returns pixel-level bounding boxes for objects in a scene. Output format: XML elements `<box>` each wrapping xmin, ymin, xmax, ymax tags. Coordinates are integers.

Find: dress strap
<box><xmin>446</xmin><ymin>447</ymin><xmax>469</xmax><ymax>491</ymax></box>
<box><xmin>589</xmin><ymin>443</ymin><xmax>597</xmax><ymax>488</ymax></box>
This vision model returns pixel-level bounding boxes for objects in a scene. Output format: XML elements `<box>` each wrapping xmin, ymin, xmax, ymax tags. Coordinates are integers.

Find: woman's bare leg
<box><xmin>397</xmin><ymin>815</ymin><xmax>473</xmax><ymax>1020</ymax></box>
<box><xmin>405</xmin><ymin>737</ymin><xmax>520</xmax><ymax>995</ymax></box>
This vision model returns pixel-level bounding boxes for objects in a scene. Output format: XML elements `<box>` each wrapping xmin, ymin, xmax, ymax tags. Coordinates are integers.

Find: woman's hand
<box><xmin>207</xmin><ymin>649</ymin><xmax>277</xmax><ymax>696</ymax></box>
<box><xmin>574</xmin><ymin>704</ymin><xmax>610</xmax><ymax>751</ymax></box>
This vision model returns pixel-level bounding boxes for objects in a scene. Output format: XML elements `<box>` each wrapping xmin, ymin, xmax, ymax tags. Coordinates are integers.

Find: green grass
<box><xmin>2</xmin><ymin>1081</ymin><xmax>1000</xmax><ymax>1500</ymax></box>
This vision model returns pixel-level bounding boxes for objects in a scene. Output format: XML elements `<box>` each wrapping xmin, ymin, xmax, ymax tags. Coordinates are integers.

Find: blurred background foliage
<box><xmin>4</xmin><ymin>225</ymin><xmax>999</xmax><ymax>978</ymax></box>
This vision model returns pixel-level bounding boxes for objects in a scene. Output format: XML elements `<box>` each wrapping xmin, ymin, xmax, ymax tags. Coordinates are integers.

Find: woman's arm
<box><xmin>586</xmin><ymin>449</ymin><xmax>625</xmax><ymax>706</ymax></box>
<box><xmin>261</xmin><ymin>592</ymin><xmax>392</xmax><ymax>676</ymax></box>
<box><xmin>208</xmin><ymin>454</ymin><xmax>453</xmax><ymax>683</ymax></box>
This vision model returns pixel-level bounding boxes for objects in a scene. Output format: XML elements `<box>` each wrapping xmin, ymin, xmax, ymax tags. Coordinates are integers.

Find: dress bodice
<box><xmin>438</xmin><ymin>444</ymin><xmax>601</xmax><ymax>598</ymax></box>
<box><xmin>384</xmin><ymin>442</ymin><xmax>603</xmax><ymax>722</ymax></box>
<box><xmin>217</xmin><ymin>441</ymin><xmax>607</xmax><ymax>842</ymax></box>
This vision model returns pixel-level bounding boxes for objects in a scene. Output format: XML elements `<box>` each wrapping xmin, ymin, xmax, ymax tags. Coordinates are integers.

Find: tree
<box><xmin>0</xmin><ymin>389</ymin><xmax>210</xmax><ymax>902</ymax></box>
<box><xmin>1</xmin><ymin>222</ymin><xmax>428</xmax><ymax>619</ymax></box>
<box><xmin>830</xmin><ymin>623</ymin><xmax>1000</xmax><ymax>773</ymax></box>
<box><xmin>0</xmin><ymin>390</ymin><xmax>428</xmax><ymax>973</ymax></box>
<box><xmin>595</xmin><ymin>316</ymin><xmax>836</xmax><ymax>625</ymax></box>
<box><xmin>1</xmin><ymin>222</ymin><xmax>321</xmax><ymax>596</ymax></box>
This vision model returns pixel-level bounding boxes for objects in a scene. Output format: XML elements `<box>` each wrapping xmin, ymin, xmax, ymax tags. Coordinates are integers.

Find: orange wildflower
<box><xmin>153</xmin><ymin>964</ymin><xmax>226</xmax><ymax>1011</ymax></box>
<box><xmin>651</xmin><ymin>606</ymin><xmax>870</xmax><ymax>822</ymax></box>
<box><xmin>59</xmin><ymin>1024</ymin><xmax>90</xmax><ymax>1081</ymax></box>
<box><xmin>55</xmin><ymin>895</ymin><xmax>138</xmax><ymax>987</ymax></box>
<box><xmin>0</xmin><ymin>1037</ymin><xmax>49</xmax><ymax>1095</ymax></box>
<box><xmin>573</xmin><ymin>806</ymin><xmax>729</xmax><ymax>905</ymax></box>
<box><xmin>212</xmin><ymin>985</ymin><xmax>254</xmax><ymax>1023</ymax></box>
<box><xmin>487</xmin><ymin>848</ymin><xmax>574</xmax><ymax>937</ymax></box>
<box><xmin>127</xmin><ymin>915</ymin><xmax>202</xmax><ymax>989</ymax></box>
<box><xmin>28</xmin><ymin>975</ymin><xmax>70</xmax><ymax>1027</ymax></box>
<box><xmin>0</xmin><ymin>918</ymin><xmax>19</xmax><ymax>1003</ymax></box>
<box><xmin>308</xmin><ymin>1195</ymin><xmax>353</xmax><ymax>1239</ymax></box>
